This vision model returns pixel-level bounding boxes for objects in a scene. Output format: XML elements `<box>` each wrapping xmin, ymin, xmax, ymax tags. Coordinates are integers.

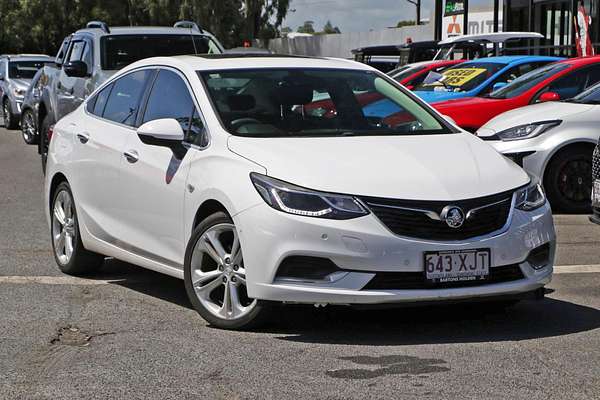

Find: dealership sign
<box><xmin>445</xmin><ymin>0</ymin><xmax>465</xmax><ymax>16</ymax></box>
<box><xmin>442</xmin><ymin>11</ymin><xmax>504</xmax><ymax>40</ymax></box>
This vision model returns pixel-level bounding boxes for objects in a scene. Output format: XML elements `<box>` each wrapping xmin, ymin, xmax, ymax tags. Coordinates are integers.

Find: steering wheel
<box><xmin>230</xmin><ymin>118</ymin><xmax>262</xmax><ymax>130</ymax></box>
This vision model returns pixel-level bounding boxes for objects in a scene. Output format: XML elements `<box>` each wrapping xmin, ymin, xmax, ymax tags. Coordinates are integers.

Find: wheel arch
<box><xmin>541</xmin><ymin>139</ymin><xmax>596</xmax><ymax>183</ymax></box>
<box><xmin>49</xmin><ymin>172</ymin><xmax>68</xmax><ymax>212</ymax></box>
<box><xmin>192</xmin><ymin>199</ymin><xmax>232</xmax><ymax>232</ymax></box>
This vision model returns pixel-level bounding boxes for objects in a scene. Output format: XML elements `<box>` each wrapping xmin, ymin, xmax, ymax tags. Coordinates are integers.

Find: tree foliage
<box><xmin>297</xmin><ymin>20</ymin><xmax>315</xmax><ymax>34</ymax></box>
<box><xmin>0</xmin><ymin>0</ymin><xmax>290</xmax><ymax>54</ymax></box>
<box><xmin>396</xmin><ymin>20</ymin><xmax>416</xmax><ymax>28</ymax></box>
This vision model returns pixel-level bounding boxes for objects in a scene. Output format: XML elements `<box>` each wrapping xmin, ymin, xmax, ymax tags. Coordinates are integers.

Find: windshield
<box><xmin>101</xmin><ymin>34</ymin><xmax>222</xmax><ymax>70</ymax></box>
<box><xmin>414</xmin><ymin>62</ymin><xmax>505</xmax><ymax>92</ymax></box>
<box><xmin>200</xmin><ymin>68</ymin><xmax>452</xmax><ymax>138</ymax></box>
<box><xmin>488</xmin><ymin>63</ymin><xmax>568</xmax><ymax>99</ymax></box>
<box><xmin>391</xmin><ymin>65</ymin><xmax>426</xmax><ymax>82</ymax></box>
<box><xmin>569</xmin><ymin>81</ymin><xmax>600</xmax><ymax>104</ymax></box>
<box><xmin>8</xmin><ymin>61</ymin><xmax>51</xmax><ymax>79</ymax></box>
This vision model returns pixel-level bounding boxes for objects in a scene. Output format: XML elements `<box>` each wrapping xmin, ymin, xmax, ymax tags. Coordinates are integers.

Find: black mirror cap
<box><xmin>63</xmin><ymin>61</ymin><xmax>89</xmax><ymax>78</ymax></box>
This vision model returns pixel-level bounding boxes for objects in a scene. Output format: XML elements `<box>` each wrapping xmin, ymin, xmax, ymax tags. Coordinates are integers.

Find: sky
<box><xmin>282</xmin><ymin>0</ymin><xmax>435</xmax><ymax>33</ymax></box>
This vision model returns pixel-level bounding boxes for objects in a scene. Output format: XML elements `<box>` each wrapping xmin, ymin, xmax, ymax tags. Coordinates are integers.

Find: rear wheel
<box><xmin>51</xmin><ymin>182</ymin><xmax>104</xmax><ymax>275</ymax></box>
<box><xmin>3</xmin><ymin>98</ymin><xmax>17</xmax><ymax>130</ymax></box>
<box><xmin>21</xmin><ymin>109</ymin><xmax>38</xmax><ymax>144</ymax></box>
<box><xmin>544</xmin><ymin>145</ymin><xmax>593</xmax><ymax>213</ymax></box>
<box><xmin>184</xmin><ymin>211</ymin><xmax>271</xmax><ymax>330</ymax></box>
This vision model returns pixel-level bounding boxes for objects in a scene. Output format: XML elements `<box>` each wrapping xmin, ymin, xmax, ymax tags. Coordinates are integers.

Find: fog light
<box><xmin>526</xmin><ymin>243</ymin><xmax>550</xmax><ymax>270</ymax></box>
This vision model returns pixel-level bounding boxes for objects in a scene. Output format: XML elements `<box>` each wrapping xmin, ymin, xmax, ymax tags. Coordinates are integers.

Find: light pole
<box><xmin>404</xmin><ymin>0</ymin><xmax>421</xmax><ymax>25</ymax></box>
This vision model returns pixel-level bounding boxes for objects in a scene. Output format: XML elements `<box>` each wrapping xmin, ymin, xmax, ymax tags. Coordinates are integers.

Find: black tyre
<box><xmin>3</xmin><ymin>98</ymin><xmax>18</xmax><ymax>130</ymax></box>
<box><xmin>184</xmin><ymin>211</ymin><xmax>272</xmax><ymax>330</ymax></box>
<box><xmin>50</xmin><ymin>181</ymin><xmax>104</xmax><ymax>275</ymax></box>
<box><xmin>40</xmin><ymin>114</ymin><xmax>53</xmax><ymax>174</ymax></box>
<box><xmin>544</xmin><ymin>145</ymin><xmax>593</xmax><ymax>213</ymax></box>
<box><xmin>21</xmin><ymin>109</ymin><xmax>38</xmax><ymax>145</ymax></box>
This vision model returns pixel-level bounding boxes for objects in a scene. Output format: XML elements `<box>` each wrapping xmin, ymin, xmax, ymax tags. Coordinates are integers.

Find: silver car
<box><xmin>0</xmin><ymin>54</ymin><xmax>54</xmax><ymax>129</ymax></box>
<box><xmin>477</xmin><ymin>82</ymin><xmax>600</xmax><ymax>213</ymax></box>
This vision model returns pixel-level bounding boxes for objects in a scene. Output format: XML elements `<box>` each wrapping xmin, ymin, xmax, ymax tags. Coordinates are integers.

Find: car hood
<box><xmin>477</xmin><ymin>101</ymin><xmax>597</xmax><ymax>136</ymax></box>
<box><xmin>10</xmin><ymin>78</ymin><xmax>30</xmax><ymax>89</ymax></box>
<box><xmin>228</xmin><ymin>133</ymin><xmax>529</xmax><ymax>200</ymax></box>
<box><xmin>413</xmin><ymin>90</ymin><xmax>471</xmax><ymax>103</ymax></box>
<box><xmin>433</xmin><ymin>96</ymin><xmax>504</xmax><ymax>111</ymax></box>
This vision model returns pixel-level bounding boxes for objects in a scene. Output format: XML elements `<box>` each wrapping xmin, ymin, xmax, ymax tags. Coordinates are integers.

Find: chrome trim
<box><xmin>466</xmin><ymin>197</ymin><xmax>512</xmax><ymax>219</ymax></box>
<box><xmin>364</xmin><ymin>201</ymin><xmax>441</xmax><ymax>220</ymax></box>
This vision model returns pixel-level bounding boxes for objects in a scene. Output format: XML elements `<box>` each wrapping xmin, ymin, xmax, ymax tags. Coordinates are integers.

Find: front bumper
<box><xmin>235</xmin><ymin>201</ymin><xmax>555</xmax><ymax>305</ymax></box>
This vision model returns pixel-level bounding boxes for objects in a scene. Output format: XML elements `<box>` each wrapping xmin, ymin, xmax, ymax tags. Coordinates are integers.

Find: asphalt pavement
<box><xmin>1</xmin><ymin>126</ymin><xmax>599</xmax><ymax>400</ymax></box>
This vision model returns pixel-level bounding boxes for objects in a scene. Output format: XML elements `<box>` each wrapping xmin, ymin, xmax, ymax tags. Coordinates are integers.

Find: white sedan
<box><xmin>45</xmin><ymin>55</ymin><xmax>555</xmax><ymax>329</ymax></box>
<box><xmin>477</xmin><ymin>82</ymin><xmax>600</xmax><ymax>213</ymax></box>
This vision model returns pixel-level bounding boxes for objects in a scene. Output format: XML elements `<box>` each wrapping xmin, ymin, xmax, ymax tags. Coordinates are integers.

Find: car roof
<box><xmin>461</xmin><ymin>55</ymin><xmax>562</xmax><ymax>65</ymax></box>
<box><xmin>146</xmin><ymin>54</ymin><xmax>373</xmax><ymax>71</ymax></box>
<box><xmin>561</xmin><ymin>55</ymin><xmax>600</xmax><ymax>66</ymax></box>
<box><xmin>1</xmin><ymin>54</ymin><xmax>54</xmax><ymax>61</ymax></box>
<box><xmin>75</xmin><ymin>26</ymin><xmax>218</xmax><ymax>37</ymax></box>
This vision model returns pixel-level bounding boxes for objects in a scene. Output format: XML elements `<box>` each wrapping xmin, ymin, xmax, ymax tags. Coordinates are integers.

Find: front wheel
<box><xmin>544</xmin><ymin>145</ymin><xmax>593</xmax><ymax>213</ymax></box>
<box><xmin>184</xmin><ymin>211</ymin><xmax>271</xmax><ymax>330</ymax></box>
<box><xmin>21</xmin><ymin>109</ymin><xmax>38</xmax><ymax>145</ymax></box>
<box><xmin>3</xmin><ymin>98</ymin><xmax>18</xmax><ymax>130</ymax></box>
<box><xmin>51</xmin><ymin>181</ymin><xmax>104</xmax><ymax>275</ymax></box>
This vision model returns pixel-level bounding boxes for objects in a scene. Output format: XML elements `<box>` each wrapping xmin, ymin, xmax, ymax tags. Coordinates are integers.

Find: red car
<box><xmin>389</xmin><ymin>59</ymin><xmax>464</xmax><ymax>90</ymax></box>
<box><xmin>432</xmin><ymin>56</ymin><xmax>600</xmax><ymax>132</ymax></box>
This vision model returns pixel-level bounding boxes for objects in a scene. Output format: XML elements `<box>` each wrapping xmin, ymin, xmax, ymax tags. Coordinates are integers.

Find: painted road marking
<box><xmin>0</xmin><ymin>265</ymin><xmax>599</xmax><ymax>285</ymax></box>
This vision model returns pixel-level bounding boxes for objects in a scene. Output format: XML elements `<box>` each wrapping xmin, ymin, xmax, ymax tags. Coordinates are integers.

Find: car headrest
<box><xmin>277</xmin><ymin>81</ymin><xmax>314</xmax><ymax>106</ymax></box>
<box><xmin>227</xmin><ymin>94</ymin><xmax>256</xmax><ymax>111</ymax></box>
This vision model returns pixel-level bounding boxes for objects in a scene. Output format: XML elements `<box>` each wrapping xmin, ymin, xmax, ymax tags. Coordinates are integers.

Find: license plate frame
<box><xmin>424</xmin><ymin>248</ymin><xmax>491</xmax><ymax>285</ymax></box>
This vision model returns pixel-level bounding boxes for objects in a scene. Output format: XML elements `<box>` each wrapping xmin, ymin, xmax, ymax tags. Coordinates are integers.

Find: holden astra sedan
<box><xmin>412</xmin><ymin>56</ymin><xmax>562</xmax><ymax>104</ymax></box>
<box><xmin>434</xmin><ymin>56</ymin><xmax>600</xmax><ymax>132</ymax></box>
<box><xmin>44</xmin><ymin>55</ymin><xmax>555</xmax><ymax>329</ymax></box>
<box><xmin>478</xmin><ymin>81</ymin><xmax>600</xmax><ymax>213</ymax></box>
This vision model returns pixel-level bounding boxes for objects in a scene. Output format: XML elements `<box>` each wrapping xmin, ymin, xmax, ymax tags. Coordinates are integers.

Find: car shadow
<box><xmin>90</xmin><ymin>259</ymin><xmax>600</xmax><ymax>346</ymax></box>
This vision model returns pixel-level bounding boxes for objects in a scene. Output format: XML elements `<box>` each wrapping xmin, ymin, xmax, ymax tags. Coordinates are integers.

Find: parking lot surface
<box><xmin>1</xmin><ymin>127</ymin><xmax>600</xmax><ymax>400</ymax></box>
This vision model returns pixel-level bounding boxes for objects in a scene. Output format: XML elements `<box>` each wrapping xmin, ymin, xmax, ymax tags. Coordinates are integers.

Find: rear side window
<box><xmin>87</xmin><ymin>82</ymin><xmax>114</xmax><ymax>116</ymax></box>
<box><xmin>544</xmin><ymin>65</ymin><xmax>600</xmax><ymax>100</ymax></box>
<box><xmin>103</xmin><ymin>70</ymin><xmax>152</xmax><ymax>126</ymax></box>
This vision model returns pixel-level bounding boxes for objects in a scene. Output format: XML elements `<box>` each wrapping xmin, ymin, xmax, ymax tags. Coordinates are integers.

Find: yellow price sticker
<box><xmin>441</xmin><ymin>68</ymin><xmax>488</xmax><ymax>87</ymax></box>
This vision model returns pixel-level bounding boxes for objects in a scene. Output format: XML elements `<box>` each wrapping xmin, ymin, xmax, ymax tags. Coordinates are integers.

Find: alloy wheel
<box><xmin>22</xmin><ymin>112</ymin><xmax>36</xmax><ymax>142</ymax></box>
<box><xmin>3</xmin><ymin>101</ymin><xmax>10</xmax><ymax>127</ymax></box>
<box><xmin>558</xmin><ymin>158</ymin><xmax>592</xmax><ymax>203</ymax></box>
<box><xmin>52</xmin><ymin>190</ymin><xmax>76</xmax><ymax>265</ymax></box>
<box><xmin>190</xmin><ymin>223</ymin><xmax>256</xmax><ymax>320</ymax></box>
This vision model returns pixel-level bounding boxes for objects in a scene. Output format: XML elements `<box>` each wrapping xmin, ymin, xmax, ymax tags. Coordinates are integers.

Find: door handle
<box><xmin>123</xmin><ymin>149</ymin><xmax>139</xmax><ymax>164</ymax></box>
<box><xmin>76</xmin><ymin>132</ymin><xmax>90</xmax><ymax>144</ymax></box>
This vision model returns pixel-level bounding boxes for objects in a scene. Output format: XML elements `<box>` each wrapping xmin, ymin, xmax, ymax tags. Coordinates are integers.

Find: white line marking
<box><xmin>554</xmin><ymin>265</ymin><xmax>600</xmax><ymax>274</ymax></box>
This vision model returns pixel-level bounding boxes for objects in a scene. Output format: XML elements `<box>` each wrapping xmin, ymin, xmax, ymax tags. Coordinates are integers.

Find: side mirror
<box><xmin>405</xmin><ymin>84</ymin><xmax>415</xmax><ymax>90</ymax></box>
<box><xmin>137</xmin><ymin>118</ymin><xmax>183</xmax><ymax>147</ymax></box>
<box><xmin>538</xmin><ymin>91</ymin><xmax>560</xmax><ymax>103</ymax></box>
<box><xmin>492</xmin><ymin>82</ymin><xmax>507</xmax><ymax>92</ymax></box>
<box><xmin>63</xmin><ymin>60</ymin><xmax>88</xmax><ymax>78</ymax></box>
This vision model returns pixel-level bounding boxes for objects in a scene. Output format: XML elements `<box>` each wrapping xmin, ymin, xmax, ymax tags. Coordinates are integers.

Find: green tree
<box><xmin>396</xmin><ymin>20</ymin><xmax>416</xmax><ymax>28</ymax></box>
<box><xmin>322</xmin><ymin>20</ymin><xmax>340</xmax><ymax>34</ymax></box>
<box><xmin>297</xmin><ymin>20</ymin><xmax>315</xmax><ymax>34</ymax></box>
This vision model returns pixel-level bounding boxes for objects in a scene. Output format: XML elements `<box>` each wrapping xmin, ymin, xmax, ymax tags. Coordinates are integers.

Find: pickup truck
<box><xmin>37</xmin><ymin>20</ymin><xmax>224</xmax><ymax>172</ymax></box>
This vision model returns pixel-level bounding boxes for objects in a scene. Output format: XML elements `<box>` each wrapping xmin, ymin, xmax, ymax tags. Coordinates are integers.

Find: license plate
<box><xmin>424</xmin><ymin>249</ymin><xmax>491</xmax><ymax>284</ymax></box>
<box><xmin>593</xmin><ymin>180</ymin><xmax>600</xmax><ymax>207</ymax></box>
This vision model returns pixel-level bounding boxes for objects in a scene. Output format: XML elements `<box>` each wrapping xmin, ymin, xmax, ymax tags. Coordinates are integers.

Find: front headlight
<box><xmin>515</xmin><ymin>180</ymin><xmax>546</xmax><ymax>211</ymax></box>
<box><xmin>496</xmin><ymin>120</ymin><xmax>561</xmax><ymax>141</ymax></box>
<box><xmin>250</xmin><ymin>173</ymin><xmax>369</xmax><ymax>220</ymax></box>
<box><xmin>11</xmin><ymin>87</ymin><xmax>25</xmax><ymax>97</ymax></box>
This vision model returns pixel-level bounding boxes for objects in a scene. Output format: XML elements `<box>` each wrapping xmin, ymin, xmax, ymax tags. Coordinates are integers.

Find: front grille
<box><xmin>361</xmin><ymin>190</ymin><xmax>514</xmax><ymax>241</ymax></box>
<box><xmin>362</xmin><ymin>264</ymin><xmax>524</xmax><ymax>290</ymax></box>
<box><xmin>592</xmin><ymin>142</ymin><xmax>600</xmax><ymax>180</ymax></box>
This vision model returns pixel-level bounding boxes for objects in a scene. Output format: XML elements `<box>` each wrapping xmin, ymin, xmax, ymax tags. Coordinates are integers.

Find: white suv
<box><xmin>45</xmin><ymin>55</ymin><xmax>556</xmax><ymax>329</ymax></box>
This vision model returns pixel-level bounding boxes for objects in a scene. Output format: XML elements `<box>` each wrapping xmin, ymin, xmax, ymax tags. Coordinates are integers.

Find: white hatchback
<box><xmin>45</xmin><ymin>55</ymin><xmax>555</xmax><ymax>329</ymax></box>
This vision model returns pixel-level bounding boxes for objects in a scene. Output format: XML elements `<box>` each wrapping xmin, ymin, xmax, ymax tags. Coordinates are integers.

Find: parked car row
<box><xmin>386</xmin><ymin>54</ymin><xmax>600</xmax><ymax>213</ymax></box>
